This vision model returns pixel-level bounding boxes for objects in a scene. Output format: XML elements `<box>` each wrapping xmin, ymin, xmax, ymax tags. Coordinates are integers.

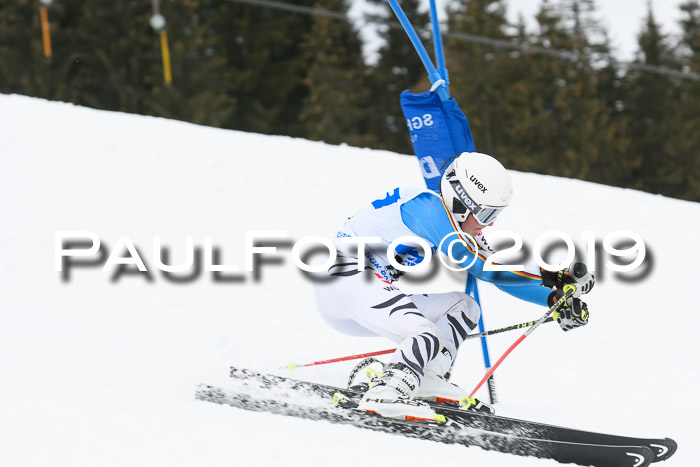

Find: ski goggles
<box><xmin>472</xmin><ymin>205</ymin><xmax>504</xmax><ymax>225</ymax></box>
<box><xmin>448</xmin><ymin>179</ymin><xmax>505</xmax><ymax>225</ymax></box>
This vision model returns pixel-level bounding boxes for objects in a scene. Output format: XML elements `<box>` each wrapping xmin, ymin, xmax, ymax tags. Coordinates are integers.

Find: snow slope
<box><xmin>1</xmin><ymin>94</ymin><xmax>698</xmax><ymax>466</ymax></box>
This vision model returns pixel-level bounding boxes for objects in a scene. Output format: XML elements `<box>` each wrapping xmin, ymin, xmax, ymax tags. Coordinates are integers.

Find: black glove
<box><xmin>541</xmin><ymin>262</ymin><xmax>594</xmax><ymax>296</ymax></box>
<box><xmin>548</xmin><ymin>289</ymin><xmax>589</xmax><ymax>332</ymax></box>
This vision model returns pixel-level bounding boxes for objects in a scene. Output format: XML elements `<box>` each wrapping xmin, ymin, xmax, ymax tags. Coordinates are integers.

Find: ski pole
<box><xmin>284</xmin><ymin>316</ymin><xmax>555</xmax><ymax>371</ymax></box>
<box><xmin>283</xmin><ymin>348</ymin><xmax>396</xmax><ymax>371</ymax></box>
<box><xmin>466</xmin><ymin>274</ymin><xmax>497</xmax><ymax>404</ymax></box>
<box><xmin>468</xmin><ymin>316</ymin><xmax>553</xmax><ymax>339</ymax></box>
<box><xmin>468</xmin><ymin>285</ymin><xmax>577</xmax><ymax>398</ymax></box>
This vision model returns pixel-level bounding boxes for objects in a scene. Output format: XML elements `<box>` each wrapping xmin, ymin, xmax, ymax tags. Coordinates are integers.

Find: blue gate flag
<box><xmin>400</xmin><ymin>90</ymin><xmax>476</xmax><ymax>192</ymax></box>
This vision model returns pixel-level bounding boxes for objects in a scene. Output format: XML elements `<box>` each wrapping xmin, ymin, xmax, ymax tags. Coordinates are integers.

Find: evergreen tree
<box><xmin>0</xmin><ymin>0</ymin><xmax>95</xmax><ymax>101</ymax></box>
<box><xmin>560</xmin><ymin>0</ymin><xmax>628</xmax><ymax>185</ymax></box>
<box><xmin>298</xmin><ymin>1</ymin><xmax>372</xmax><ymax>147</ymax></box>
<box><xmin>146</xmin><ymin>0</ymin><xmax>235</xmax><ymax>128</ymax></box>
<box><xmin>623</xmin><ymin>5</ymin><xmax>685</xmax><ymax>197</ymax></box>
<box><xmin>673</xmin><ymin>1</ymin><xmax>700</xmax><ymax>200</ymax></box>
<box><xmin>444</xmin><ymin>0</ymin><xmax>510</xmax><ymax>158</ymax></box>
<box><xmin>0</xmin><ymin>0</ymin><xmax>233</xmax><ymax>127</ymax></box>
<box><xmin>48</xmin><ymin>0</ymin><xmax>159</xmax><ymax>113</ymax></box>
<box><xmin>365</xmin><ymin>0</ymin><xmax>429</xmax><ymax>153</ymax></box>
<box><xmin>680</xmin><ymin>0</ymin><xmax>700</xmax><ymax>56</ymax></box>
<box><xmin>496</xmin><ymin>0</ymin><xmax>616</xmax><ymax>180</ymax></box>
<box><xmin>490</xmin><ymin>15</ymin><xmax>544</xmax><ymax>172</ymax></box>
<box><xmin>0</xmin><ymin>0</ymin><xmax>46</xmax><ymax>96</ymax></box>
<box><xmin>211</xmin><ymin>0</ymin><xmax>316</xmax><ymax>137</ymax></box>
<box><xmin>585</xmin><ymin>29</ymin><xmax>632</xmax><ymax>191</ymax></box>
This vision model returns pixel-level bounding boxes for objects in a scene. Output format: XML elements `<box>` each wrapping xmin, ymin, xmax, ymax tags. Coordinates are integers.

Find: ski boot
<box><xmin>417</xmin><ymin>348</ymin><xmax>495</xmax><ymax>414</ymax></box>
<box><xmin>346</xmin><ymin>357</ymin><xmax>384</xmax><ymax>395</ymax></box>
<box><xmin>358</xmin><ymin>363</ymin><xmax>442</xmax><ymax>422</ymax></box>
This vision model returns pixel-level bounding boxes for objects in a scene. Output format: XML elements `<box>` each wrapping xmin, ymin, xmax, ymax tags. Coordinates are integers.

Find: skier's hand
<box><xmin>541</xmin><ymin>262</ymin><xmax>594</xmax><ymax>297</ymax></box>
<box><xmin>548</xmin><ymin>289</ymin><xmax>589</xmax><ymax>332</ymax></box>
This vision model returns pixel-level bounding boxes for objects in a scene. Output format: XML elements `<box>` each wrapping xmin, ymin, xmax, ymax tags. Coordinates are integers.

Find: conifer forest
<box><xmin>2</xmin><ymin>0</ymin><xmax>698</xmax><ymax>201</ymax></box>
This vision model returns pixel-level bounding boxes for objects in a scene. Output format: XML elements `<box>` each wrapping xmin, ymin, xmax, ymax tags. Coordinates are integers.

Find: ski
<box><xmin>196</xmin><ymin>383</ymin><xmax>654</xmax><ymax>467</ymax></box>
<box><xmin>226</xmin><ymin>367</ymin><xmax>676</xmax><ymax>463</ymax></box>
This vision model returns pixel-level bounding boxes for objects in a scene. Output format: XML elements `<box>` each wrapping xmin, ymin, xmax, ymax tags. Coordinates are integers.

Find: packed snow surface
<box><xmin>1</xmin><ymin>94</ymin><xmax>698</xmax><ymax>466</ymax></box>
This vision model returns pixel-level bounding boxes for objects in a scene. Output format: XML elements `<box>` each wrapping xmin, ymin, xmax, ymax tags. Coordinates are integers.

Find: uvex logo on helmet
<box><xmin>469</xmin><ymin>175</ymin><xmax>487</xmax><ymax>193</ymax></box>
<box><xmin>453</xmin><ymin>183</ymin><xmax>479</xmax><ymax>211</ymax></box>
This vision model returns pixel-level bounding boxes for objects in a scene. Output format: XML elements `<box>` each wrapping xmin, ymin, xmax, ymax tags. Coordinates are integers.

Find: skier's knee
<box><xmin>446</xmin><ymin>293</ymin><xmax>481</xmax><ymax>330</ymax></box>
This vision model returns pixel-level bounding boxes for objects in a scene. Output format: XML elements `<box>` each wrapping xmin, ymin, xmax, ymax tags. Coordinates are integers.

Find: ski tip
<box><xmin>286</xmin><ymin>362</ymin><xmax>297</xmax><ymax>371</ymax></box>
<box><xmin>642</xmin><ymin>446</ymin><xmax>655</xmax><ymax>466</ymax></box>
<box><xmin>627</xmin><ymin>446</ymin><xmax>655</xmax><ymax>467</ymax></box>
<box><xmin>657</xmin><ymin>437</ymin><xmax>678</xmax><ymax>461</ymax></box>
<box><xmin>646</xmin><ymin>438</ymin><xmax>677</xmax><ymax>462</ymax></box>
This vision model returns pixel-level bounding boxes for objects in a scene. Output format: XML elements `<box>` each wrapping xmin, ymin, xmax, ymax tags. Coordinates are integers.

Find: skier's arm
<box><xmin>496</xmin><ymin>261</ymin><xmax>595</xmax><ymax>306</ymax></box>
<box><xmin>400</xmin><ymin>192</ymin><xmax>544</xmax><ymax>287</ymax></box>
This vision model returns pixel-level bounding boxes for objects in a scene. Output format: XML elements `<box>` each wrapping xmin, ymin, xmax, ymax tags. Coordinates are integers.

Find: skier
<box><xmin>312</xmin><ymin>152</ymin><xmax>594</xmax><ymax>421</ymax></box>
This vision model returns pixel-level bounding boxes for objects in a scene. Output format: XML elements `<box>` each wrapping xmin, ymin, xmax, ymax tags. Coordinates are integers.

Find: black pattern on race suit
<box><xmin>370</xmin><ymin>294</ymin><xmax>420</xmax><ymax>317</ymax></box>
<box><xmin>397</xmin><ymin>331</ymin><xmax>442</xmax><ymax>377</ymax></box>
<box><xmin>328</xmin><ymin>253</ymin><xmax>363</xmax><ymax>277</ymax></box>
<box><xmin>394</xmin><ymin>302</ymin><xmax>477</xmax><ymax>378</ymax></box>
<box><xmin>315</xmin><ymin>253</ymin><xmax>481</xmax><ymax>381</ymax></box>
<box><xmin>366</xmin><ymin>291</ymin><xmax>443</xmax><ymax>379</ymax></box>
<box><xmin>446</xmin><ymin>308</ymin><xmax>478</xmax><ymax>351</ymax></box>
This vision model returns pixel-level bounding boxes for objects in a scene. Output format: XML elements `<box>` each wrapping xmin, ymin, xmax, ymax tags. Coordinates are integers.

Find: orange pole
<box><xmin>40</xmin><ymin>7</ymin><xmax>53</xmax><ymax>59</ymax></box>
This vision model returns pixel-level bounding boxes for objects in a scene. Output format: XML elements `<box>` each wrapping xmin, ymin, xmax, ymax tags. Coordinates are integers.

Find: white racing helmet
<box><xmin>439</xmin><ymin>152</ymin><xmax>513</xmax><ymax>224</ymax></box>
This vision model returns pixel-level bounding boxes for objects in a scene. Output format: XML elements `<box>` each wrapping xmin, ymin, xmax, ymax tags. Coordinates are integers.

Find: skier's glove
<box><xmin>541</xmin><ymin>262</ymin><xmax>594</xmax><ymax>297</ymax></box>
<box><xmin>548</xmin><ymin>289</ymin><xmax>589</xmax><ymax>332</ymax></box>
